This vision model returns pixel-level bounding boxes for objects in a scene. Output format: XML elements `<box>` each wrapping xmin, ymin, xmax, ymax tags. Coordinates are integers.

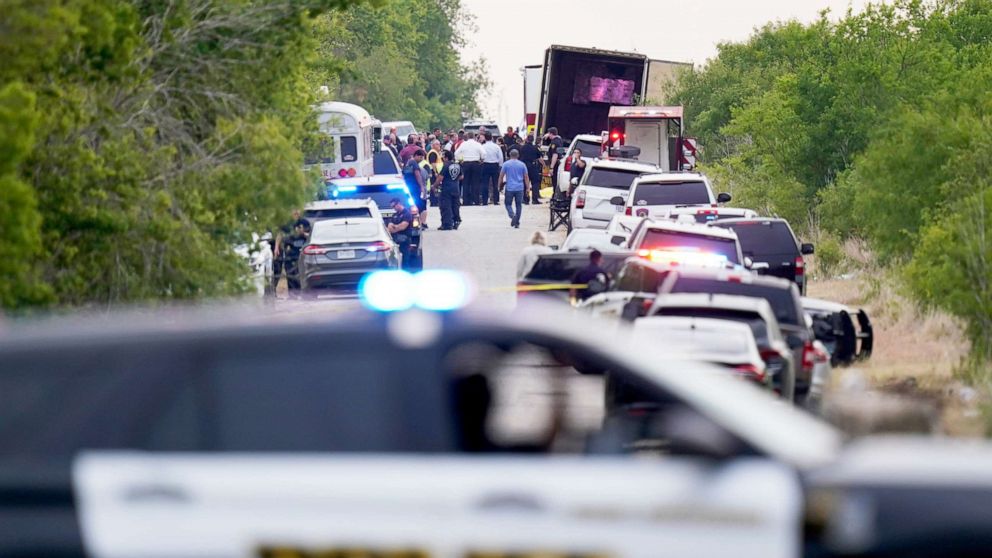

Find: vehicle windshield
<box><xmin>639</xmin><ymin>229</ymin><xmax>740</xmax><ymax>264</ymax></box>
<box><xmin>668</xmin><ymin>278</ymin><xmax>803</xmax><ymax>326</ymax></box>
<box><xmin>715</xmin><ymin>221</ymin><xmax>798</xmax><ymax>256</ymax></box>
<box><xmin>583</xmin><ymin>168</ymin><xmax>649</xmax><ymax>190</ymax></box>
<box><xmin>633</xmin><ymin>181</ymin><xmax>711</xmax><ymax>206</ymax></box>
<box><xmin>310</xmin><ymin>220</ymin><xmax>380</xmax><ymax>243</ymax></box>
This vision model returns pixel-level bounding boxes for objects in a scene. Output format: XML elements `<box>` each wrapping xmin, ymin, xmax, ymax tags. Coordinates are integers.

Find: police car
<box><xmin>3</xmin><ymin>273</ymin><xmax>992</xmax><ymax>557</ymax></box>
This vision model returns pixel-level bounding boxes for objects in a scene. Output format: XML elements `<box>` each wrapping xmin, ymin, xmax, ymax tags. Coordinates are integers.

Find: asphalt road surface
<box><xmin>275</xmin><ymin>202</ymin><xmax>567</xmax><ymax>313</ymax></box>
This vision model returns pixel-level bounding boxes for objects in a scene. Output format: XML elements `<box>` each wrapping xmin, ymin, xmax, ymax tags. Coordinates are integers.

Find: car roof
<box><xmin>713</xmin><ymin>217</ymin><xmax>790</xmax><ymax>226</ymax></box>
<box><xmin>641</xmin><ymin>218</ymin><xmax>740</xmax><ymax>241</ymax></box>
<box><xmin>633</xmin><ymin>172</ymin><xmax>709</xmax><ymax>184</ymax></box>
<box><xmin>586</xmin><ymin>158</ymin><xmax>663</xmax><ymax>172</ymax></box>
<box><xmin>633</xmin><ymin>316</ymin><xmax>757</xmax><ymax>340</ymax></box>
<box><xmin>571</xmin><ymin>134</ymin><xmax>604</xmax><ymax>142</ymax></box>
<box><xmin>667</xmin><ymin>206</ymin><xmax>756</xmax><ymax>216</ymax></box>
<box><xmin>802</xmin><ymin>296</ymin><xmax>855</xmax><ymax>314</ymax></box>
<box><xmin>668</xmin><ymin>268</ymin><xmax>796</xmax><ymax>288</ymax></box>
<box><xmin>304</xmin><ymin>199</ymin><xmax>377</xmax><ymax>210</ymax></box>
<box><xmin>653</xmin><ymin>293</ymin><xmax>775</xmax><ymax>315</ymax></box>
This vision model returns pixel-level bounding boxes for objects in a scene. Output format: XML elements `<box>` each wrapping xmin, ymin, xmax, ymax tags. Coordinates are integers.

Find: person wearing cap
<box><xmin>517</xmin><ymin>134</ymin><xmax>543</xmax><ymax>204</ymax></box>
<box><xmin>387</xmin><ymin>197</ymin><xmax>415</xmax><ymax>267</ymax></box>
<box><xmin>498</xmin><ymin>148</ymin><xmax>531</xmax><ymax>229</ymax></box>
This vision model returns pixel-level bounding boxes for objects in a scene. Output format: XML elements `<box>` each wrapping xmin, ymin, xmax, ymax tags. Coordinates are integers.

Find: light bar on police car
<box><xmin>359</xmin><ymin>270</ymin><xmax>473</xmax><ymax>312</ymax></box>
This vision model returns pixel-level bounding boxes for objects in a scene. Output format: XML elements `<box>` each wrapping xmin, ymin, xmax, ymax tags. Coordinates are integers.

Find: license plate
<box><xmin>337</xmin><ymin>250</ymin><xmax>356</xmax><ymax>259</ymax></box>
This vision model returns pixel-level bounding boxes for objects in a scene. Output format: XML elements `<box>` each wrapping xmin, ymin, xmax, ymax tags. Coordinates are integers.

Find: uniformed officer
<box><xmin>386</xmin><ymin>198</ymin><xmax>415</xmax><ymax>268</ymax></box>
<box><xmin>273</xmin><ymin>210</ymin><xmax>310</xmax><ymax>296</ymax></box>
<box><xmin>438</xmin><ymin>150</ymin><xmax>462</xmax><ymax>230</ymax></box>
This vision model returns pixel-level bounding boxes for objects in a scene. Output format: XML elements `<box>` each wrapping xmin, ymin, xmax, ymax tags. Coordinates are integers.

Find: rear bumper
<box><xmin>301</xmin><ymin>257</ymin><xmax>396</xmax><ymax>288</ymax></box>
<box><xmin>569</xmin><ymin>210</ymin><xmax>610</xmax><ymax>230</ymax></box>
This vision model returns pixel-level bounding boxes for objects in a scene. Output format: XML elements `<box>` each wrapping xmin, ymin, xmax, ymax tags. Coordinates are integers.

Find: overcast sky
<box><xmin>459</xmin><ymin>0</ymin><xmax>874</xmax><ymax>126</ymax></box>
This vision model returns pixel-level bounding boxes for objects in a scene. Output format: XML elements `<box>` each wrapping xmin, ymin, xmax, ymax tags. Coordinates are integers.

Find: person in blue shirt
<box><xmin>498</xmin><ymin>149</ymin><xmax>532</xmax><ymax>229</ymax></box>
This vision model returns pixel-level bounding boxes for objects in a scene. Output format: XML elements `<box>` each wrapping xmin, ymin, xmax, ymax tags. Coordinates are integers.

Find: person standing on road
<box><xmin>399</xmin><ymin>134</ymin><xmax>420</xmax><ymax>165</ymax></box>
<box><xmin>481</xmin><ymin>132</ymin><xmax>504</xmax><ymax>205</ymax></box>
<box><xmin>455</xmin><ymin>130</ymin><xmax>485</xmax><ymax>206</ymax></box>
<box><xmin>517</xmin><ymin>135</ymin><xmax>543</xmax><ymax>205</ymax></box>
<box><xmin>517</xmin><ymin>231</ymin><xmax>554</xmax><ymax>279</ymax></box>
<box><xmin>273</xmin><ymin>209</ymin><xmax>311</xmax><ymax>297</ymax></box>
<box><xmin>427</xmin><ymin>140</ymin><xmax>444</xmax><ymax>207</ymax></box>
<box><xmin>387</xmin><ymin>198</ymin><xmax>415</xmax><ymax>267</ymax></box>
<box><xmin>542</xmin><ymin>127</ymin><xmax>564</xmax><ymax>194</ymax></box>
<box><xmin>403</xmin><ymin>149</ymin><xmax>428</xmax><ymax>228</ymax></box>
<box><xmin>438</xmin><ymin>150</ymin><xmax>462</xmax><ymax>230</ymax></box>
<box><xmin>570</xmin><ymin>249</ymin><xmax>610</xmax><ymax>301</ymax></box>
<box><xmin>499</xmin><ymin>149</ymin><xmax>531</xmax><ymax>229</ymax></box>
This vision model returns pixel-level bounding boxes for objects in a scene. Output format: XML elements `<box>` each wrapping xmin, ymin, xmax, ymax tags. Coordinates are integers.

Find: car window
<box><xmin>667</xmin><ymin>278</ymin><xmax>803</xmax><ymax>326</ymax></box>
<box><xmin>373</xmin><ymin>151</ymin><xmax>400</xmax><ymax>174</ymax></box>
<box><xmin>638</xmin><ymin>229</ymin><xmax>740</xmax><ymax>264</ymax></box>
<box><xmin>572</xmin><ymin>139</ymin><xmax>602</xmax><ymax>156</ymax></box>
<box><xmin>340</xmin><ymin>136</ymin><xmax>358</xmax><ymax>163</ymax></box>
<box><xmin>311</xmin><ymin>220</ymin><xmax>381</xmax><ymax>243</ymax></box>
<box><xmin>715</xmin><ymin>221</ymin><xmax>798</xmax><ymax>256</ymax></box>
<box><xmin>613</xmin><ymin>264</ymin><xmax>643</xmax><ymax>292</ymax></box>
<box><xmin>583</xmin><ymin>168</ymin><xmax>648</xmax><ymax>190</ymax></box>
<box><xmin>633</xmin><ymin>181</ymin><xmax>711</xmax><ymax>206</ymax></box>
<box><xmin>304</xmin><ymin>208</ymin><xmax>373</xmax><ymax>220</ymax></box>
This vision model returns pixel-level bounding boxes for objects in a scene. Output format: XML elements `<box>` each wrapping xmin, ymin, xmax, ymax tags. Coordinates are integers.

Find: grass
<box><xmin>807</xmin><ymin>238</ymin><xmax>984</xmax><ymax>436</ymax></box>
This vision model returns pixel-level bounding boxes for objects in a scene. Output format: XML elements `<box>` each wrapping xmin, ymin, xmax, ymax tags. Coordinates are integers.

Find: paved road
<box><xmin>275</xmin><ymin>201</ymin><xmax>566</xmax><ymax>312</ymax></box>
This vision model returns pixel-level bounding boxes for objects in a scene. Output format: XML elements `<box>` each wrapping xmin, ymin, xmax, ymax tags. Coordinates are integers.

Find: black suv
<box><xmin>658</xmin><ymin>268</ymin><xmax>819</xmax><ymax>406</ymax></box>
<box><xmin>518</xmin><ymin>250</ymin><xmax>633</xmax><ymax>304</ymax></box>
<box><xmin>710</xmin><ymin>218</ymin><xmax>814</xmax><ymax>294</ymax></box>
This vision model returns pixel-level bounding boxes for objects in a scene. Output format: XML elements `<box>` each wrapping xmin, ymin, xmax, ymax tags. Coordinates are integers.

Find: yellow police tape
<box><xmin>486</xmin><ymin>283</ymin><xmax>588</xmax><ymax>293</ymax></box>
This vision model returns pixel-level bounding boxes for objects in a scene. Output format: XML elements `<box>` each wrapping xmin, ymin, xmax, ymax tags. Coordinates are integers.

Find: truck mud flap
<box><xmin>856</xmin><ymin>309</ymin><xmax>874</xmax><ymax>360</ymax></box>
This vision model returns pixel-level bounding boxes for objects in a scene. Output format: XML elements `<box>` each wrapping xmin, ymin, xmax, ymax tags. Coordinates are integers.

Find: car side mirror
<box><xmin>610</xmin><ymin>235</ymin><xmax>625</xmax><ymax>246</ymax></box>
<box><xmin>801</xmin><ymin>243</ymin><xmax>815</xmax><ymax>255</ymax></box>
<box><xmin>743</xmin><ymin>256</ymin><xmax>753</xmax><ymax>269</ymax></box>
<box><xmin>716</xmin><ymin>192</ymin><xmax>732</xmax><ymax>203</ymax></box>
<box><xmin>609</xmin><ymin>196</ymin><xmax>625</xmax><ymax>206</ymax></box>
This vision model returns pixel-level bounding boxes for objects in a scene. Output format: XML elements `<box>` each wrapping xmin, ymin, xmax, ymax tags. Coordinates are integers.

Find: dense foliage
<box><xmin>0</xmin><ymin>0</ymin><xmax>480</xmax><ymax>309</ymax></box>
<box><xmin>671</xmin><ymin>0</ymin><xmax>992</xmax><ymax>362</ymax></box>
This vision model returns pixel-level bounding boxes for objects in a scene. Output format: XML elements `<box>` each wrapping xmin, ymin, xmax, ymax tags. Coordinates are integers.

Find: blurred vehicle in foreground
<box><xmin>0</xmin><ymin>277</ymin><xmax>989</xmax><ymax>557</ymax></box>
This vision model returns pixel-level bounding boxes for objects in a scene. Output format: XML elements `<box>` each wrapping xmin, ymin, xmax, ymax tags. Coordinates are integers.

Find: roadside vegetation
<box><xmin>0</xmin><ymin>0</ymin><xmax>481</xmax><ymax>310</ymax></box>
<box><xmin>671</xmin><ymin>0</ymin><xmax>992</xmax><ymax>418</ymax></box>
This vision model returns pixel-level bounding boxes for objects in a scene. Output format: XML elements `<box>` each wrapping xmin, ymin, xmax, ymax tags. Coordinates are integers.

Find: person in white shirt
<box><xmin>455</xmin><ymin>131</ymin><xmax>485</xmax><ymax>205</ymax></box>
<box><xmin>517</xmin><ymin>231</ymin><xmax>554</xmax><ymax>279</ymax></box>
<box><xmin>480</xmin><ymin>132</ymin><xmax>505</xmax><ymax>205</ymax></box>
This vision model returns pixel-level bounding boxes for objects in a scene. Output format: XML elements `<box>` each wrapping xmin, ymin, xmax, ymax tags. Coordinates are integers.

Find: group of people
<box><xmin>381</xmin><ymin>125</ymin><xmax>571</xmax><ymax>231</ymax></box>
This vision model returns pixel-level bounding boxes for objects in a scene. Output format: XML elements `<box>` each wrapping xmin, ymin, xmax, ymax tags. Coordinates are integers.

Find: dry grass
<box><xmin>808</xmin><ymin>238</ymin><xmax>984</xmax><ymax>436</ymax></box>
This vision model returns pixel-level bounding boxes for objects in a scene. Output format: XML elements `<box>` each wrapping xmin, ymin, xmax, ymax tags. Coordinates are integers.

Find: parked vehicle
<box><xmin>803</xmin><ymin>297</ymin><xmax>874</xmax><ymax>365</ymax></box>
<box><xmin>658</xmin><ymin>269</ymin><xmax>819</xmax><ymax>407</ymax></box>
<box><xmin>380</xmin><ymin>120</ymin><xmax>418</xmax><ymax>140</ymax></box>
<box><xmin>576</xmin><ymin>257</ymin><xmax>675</xmax><ymax>321</ymax></box>
<box><xmin>623</xmin><ymin>218</ymin><xmax>744</xmax><ymax>268</ymax></box>
<box><xmin>570</xmin><ymin>158</ymin><xmax>663</xmax><ymax>230</ymax></box>
<box><xmin>560</xmin><ymin>228</ymin><xmax>622</xmax><ymax>252</ymax></box>
<box><xmin>618</xmin><ymin>172</ymin><xmax>731</xmax><ymax>219</ymax></box>
<box><xmin>300</xmin><ymin>217</ymin><xmax>400</xmax><ymax>289</ymax></box>
<box><xmin>603</xmin><ymin>106</ymin><xmax>695</xmax><ymax>171</ymax></box>
<box><xmin>665</xmin><ymin>206</ymin><xmax>759</xmax><ymax>223</ymax></box>
<box><xmin>631</xmin><ymin>316</ymin><xmax>771</xmax><ymax>389</ymax></box>
<box><xmin>517</xmin><ymin>250</ymin><xmax>633</xmax><ymax>304</ymax></box>
<box><xmin>303</xmin><ymin>198</ymin><xmax>383</xmax><ymax>226</ymax></box>
<box><xmin>710</xmin><ymin>218</ymin><xmax>814</xmax><ymax>295</ymax></box>
<box><xmin>646</xmin><ymin>293</ymin><xmax>797</xmax><ymax>401</ymax></box>
<box><xmin>462</xmin><ymin>119</ymin><xmax>500</xmax><ymax>137</ymax></box>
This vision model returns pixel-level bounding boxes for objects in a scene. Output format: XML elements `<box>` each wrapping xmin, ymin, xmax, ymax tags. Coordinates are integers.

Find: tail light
<box><xmin>302</xmin><ymin>245</ymin><xmax>328</xmax><ymax>255</ymax></box>
<box><xmin>564</xmin><ymin>158</ymin><xmax>572</xmax><ymax>171</ymax></box>
<box><xmin>801</xmin><ymin>340</ymin><xmax>815</xmax><ymax>373</ymax></box>
<box><xmin>576</xmin><ymin>190</ymin><xmax>586</xmax><ymax>209</ymax></box>
<box><xmin>625</xmin><ymin>207</ymin><xmax>632</xmax><ymax>216</ymax></box>
<box><xmin>795</xmin><ymin>255</ymin><xmax>805</xmax><ymax>276</ymax></box>
<box><xmin>733</xmin><ymin>363</ymin><xmax>766</xmax><ymax>383</ymax></box>
<box><xmin>337</xmin><ymin>168</ymin><xmax>348</xmax><ymax>178</ymax></box>
<box><xmin>347</xmin><ymin>167</ymin><xmax>357</xmax><ymax>177</ymax></box>
<box><xmin>367</xmin><ymin>241</ymin><xmax>391</xmax><ymax>252</ymax></box>
<box><xmin>759</xmin><ymin>348</ymin><xmax>782</xmax><ymax>363</ymax></box>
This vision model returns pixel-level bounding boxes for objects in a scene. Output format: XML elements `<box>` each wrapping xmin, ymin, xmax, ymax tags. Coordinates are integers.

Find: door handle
<box><xmin>121</xmin><ymin>484</ymin><xmax>191</xmax><ymax>504</ymax></box>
